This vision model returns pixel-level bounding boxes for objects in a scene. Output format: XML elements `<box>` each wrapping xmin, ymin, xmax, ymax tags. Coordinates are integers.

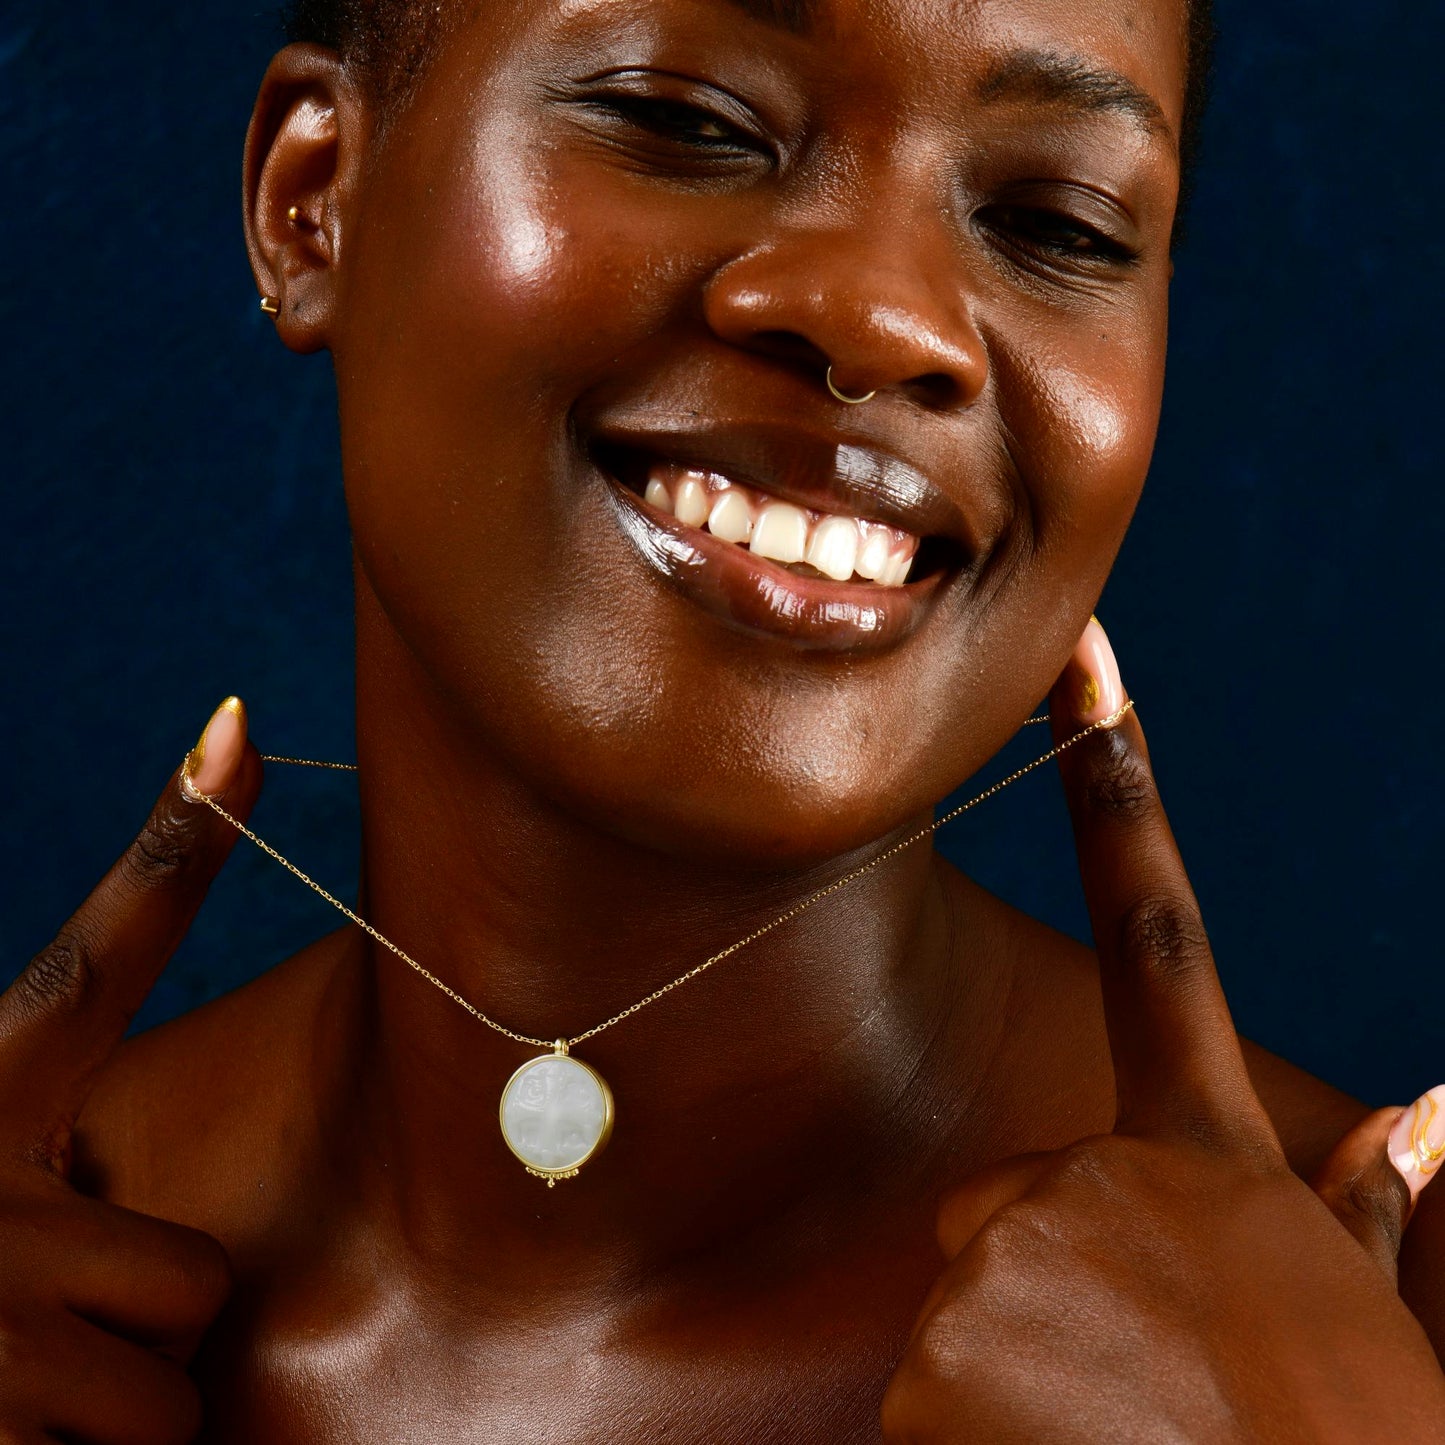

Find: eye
<box><xmin>978</xmin><ymin>204</ymin><xmax>1137</xmax><ymax>267</ymax></box>
<box><xmin>589</xmin><ymin>92</ymin><xmax>761</xmax><ymax>154</ymax></box>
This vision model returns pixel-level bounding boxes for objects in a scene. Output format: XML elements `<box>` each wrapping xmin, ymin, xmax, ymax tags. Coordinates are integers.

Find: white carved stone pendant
<box><xmin>499</xmin><ymin>1045</ymin><xmax>614</xmax><ymax>1185</ymax></box>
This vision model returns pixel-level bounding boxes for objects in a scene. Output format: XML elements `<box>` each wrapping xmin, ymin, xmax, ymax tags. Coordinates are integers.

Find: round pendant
<box><xmin>499</xmin><ymin>1046</ymin><xmax>614</xmax><ymax>1185</ymax></box>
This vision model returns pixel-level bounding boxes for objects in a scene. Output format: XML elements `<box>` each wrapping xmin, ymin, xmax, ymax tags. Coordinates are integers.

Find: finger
<box><xmin>37</xmin><ymin>1312</ymin><xmax>203</xmax><ymax>1445</ymax></box>
<box><xmin>1310</xmin><ymin>1102</ymin><xmax>1420</xmax><ymax>1283</ymax></box>
<box><xmin>0</xmin><ymin>698</ymin><xmax>261</xmax><ymax>1152</ymax></box>
<box><xmin>936</xmin><ymin>1152</ymin><xmax>1055</xmax><ymax>1259</ymax></box>
<box><xmin>53</xmin><ymin>1198</ymin><xmax>233</xmax><ymax>1357</ymax></box>
<box><xmin>1050</xmin><ymin>619</ymin><xmax>1272</xmax><ymax>1144</ymax></box>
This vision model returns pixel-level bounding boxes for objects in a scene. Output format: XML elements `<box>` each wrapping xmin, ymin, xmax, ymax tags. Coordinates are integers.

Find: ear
<box><xmin>243</xmin><ymin>44</ymin><xmax>371</xmax><ymax>354</ymax></box>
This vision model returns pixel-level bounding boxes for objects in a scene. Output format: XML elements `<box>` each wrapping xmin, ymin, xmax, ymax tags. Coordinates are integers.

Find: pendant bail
<box><xmin>553</xmin><ymin>1038</ymin><xmax>569</xmax><ymax>1056</ymax></box>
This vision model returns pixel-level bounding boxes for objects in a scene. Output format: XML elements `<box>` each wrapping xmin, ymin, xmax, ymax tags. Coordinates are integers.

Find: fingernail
<box><xmin>182</xmin><ymin>696</ymin><xmax>247</xmax><ymax>800</ymax></box>
<box><xmin>1388</xmin><ymin>1086</ymin><xmax>1445</xmax><ymax>1202</ymax></box>
<box><xmin>1070</xmin><ymin>615</ymin><xmax>1126</xmax><ymax>726</ymax></box>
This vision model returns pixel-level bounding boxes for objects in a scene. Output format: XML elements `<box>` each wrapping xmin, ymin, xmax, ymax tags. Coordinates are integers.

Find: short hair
<box><xmin>283</xmin><ymin>0</ymin><xmax>458</xmax><ymax>122</ymax></box>
<box><xmin>282</xmin><ymin>0</ymin><xmax>1216</xmax><ymax>242</ymax></box>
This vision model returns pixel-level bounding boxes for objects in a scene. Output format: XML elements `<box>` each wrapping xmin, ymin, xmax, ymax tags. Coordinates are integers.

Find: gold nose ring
<box><xmin>825</xmin><ymin>366</ymin><xmax>876</xmax><ymax>405</ymax></box>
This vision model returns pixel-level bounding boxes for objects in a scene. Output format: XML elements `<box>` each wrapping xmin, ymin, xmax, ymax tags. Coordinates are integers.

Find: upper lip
<box><xmin>585</xmin><ymin>416</ymin><xmax>978</xmax><ymax>560</ymax></box>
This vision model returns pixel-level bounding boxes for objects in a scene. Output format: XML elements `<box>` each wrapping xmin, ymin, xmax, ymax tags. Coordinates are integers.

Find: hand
<box><xmin>881</xmin><ymin>620</ymin><xmax>1445</xmax><ymax>1445</ymax></box>
<box><xmin>0</xmin><ymin>699</ymin><xmax>259</xmax><ymax>1444</ymax></box>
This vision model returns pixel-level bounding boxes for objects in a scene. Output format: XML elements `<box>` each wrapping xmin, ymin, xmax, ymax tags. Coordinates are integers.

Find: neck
<box><xmin>333</xmin><ymin>572</ymin><xmax>1006</xmax><ymax>1292</ymax></box>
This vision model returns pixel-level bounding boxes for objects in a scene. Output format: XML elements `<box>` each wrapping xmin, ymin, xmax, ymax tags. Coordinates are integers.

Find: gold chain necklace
<box><xmin>185</xmin><ymin>700</ymin><xmax>1133</xmax><ymax>1185</ymax></box>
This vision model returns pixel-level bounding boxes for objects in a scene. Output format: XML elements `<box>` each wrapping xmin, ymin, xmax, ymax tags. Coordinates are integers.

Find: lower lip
<box><xmin>599</xmin><ymin>472</ymin><xmax>950</xmax><ymax>653</ymax></box>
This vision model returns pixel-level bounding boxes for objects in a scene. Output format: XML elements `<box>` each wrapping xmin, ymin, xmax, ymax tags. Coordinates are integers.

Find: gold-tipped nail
<box><xmin>184</xmin><ymin>696</ymin><xmax>247</xmax><ymax>792</ymax></box>
<box><xmin>1071</xmin><ymin>618</ymin><xmax>1125</xmax><ymax>726</ymax></box>
<box><xmin>1389</xmin><ymin>1087</ymin><xmax>1445</xmax><ymax>1203</ymax></box>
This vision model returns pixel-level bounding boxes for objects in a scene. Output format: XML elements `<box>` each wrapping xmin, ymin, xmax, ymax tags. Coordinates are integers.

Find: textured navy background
<box><xmin>0</xmin><ymin>1</ymin><xmax>1439</xmax><ymax>1104</ymax></box>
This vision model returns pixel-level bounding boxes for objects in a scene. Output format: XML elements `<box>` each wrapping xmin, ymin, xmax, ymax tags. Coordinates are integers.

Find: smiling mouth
<box><xmin>593</xmin><ymin>443</ymin><xmax>964</xmax><ymax>589</ymax></box>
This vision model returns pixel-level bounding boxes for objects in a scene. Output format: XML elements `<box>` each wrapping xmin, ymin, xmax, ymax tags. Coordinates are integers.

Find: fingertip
<box><xmin>1062</xmin><ymin>616</ymin><xmax>1127</xmax><ymax>728</ymax></box>
<box><xmin>182</xmin><ymin>696</ymin><xmax>249</xmax><ymax>800</ymax></box>
<box><xmin>1387</xmin><ymin>1086</ymin><xmax>1445</xmax><ymax>1204</ymax></box>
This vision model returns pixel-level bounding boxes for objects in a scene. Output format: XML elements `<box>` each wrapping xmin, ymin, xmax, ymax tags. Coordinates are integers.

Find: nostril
<box><xmin>741</xmin><ymin>330</ymin><xmax>830</xmax><ymax>374</ymax></box>
<box><xmin>906</xmin><ymin>371</ymin><xmax>971</xmax><ymax>411</ymax></box>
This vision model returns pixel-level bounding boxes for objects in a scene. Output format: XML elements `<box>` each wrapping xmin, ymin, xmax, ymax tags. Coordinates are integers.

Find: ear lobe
<box><xmin>243</xmin><ymin>43</ymin><xmax>368</xmax><ymax>355</ymax></box>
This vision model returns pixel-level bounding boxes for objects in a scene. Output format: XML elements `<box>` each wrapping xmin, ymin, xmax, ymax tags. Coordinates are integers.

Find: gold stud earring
<box><xmin>259</xmin><ymin>296</ymin><xmax>280</xmax><ymax>316</ymax></box>
<box><xmin>287</xmin><ymin>205</ymin><xmax>300</xmax><ymax>224</ymax></box>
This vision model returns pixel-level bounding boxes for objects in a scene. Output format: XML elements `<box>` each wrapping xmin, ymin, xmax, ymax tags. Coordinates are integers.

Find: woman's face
<box><xmin>328</xmin><ymin>0</ymin><xmax>1186</xmax><ymax>864</ymax></box>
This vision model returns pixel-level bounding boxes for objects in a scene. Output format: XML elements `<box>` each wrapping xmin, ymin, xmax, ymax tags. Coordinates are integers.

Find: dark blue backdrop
<box><xmin>1</xmin><ymin>0</ymin><xmax>1439</xmax><ymax>1105</ymax></box>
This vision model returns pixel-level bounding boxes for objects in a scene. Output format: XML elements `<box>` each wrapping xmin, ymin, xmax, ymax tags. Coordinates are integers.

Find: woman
<box><xmin>3</xmin><ymin>0</ymin><xmax>1443</xmax><ymax>1438</ymax></box>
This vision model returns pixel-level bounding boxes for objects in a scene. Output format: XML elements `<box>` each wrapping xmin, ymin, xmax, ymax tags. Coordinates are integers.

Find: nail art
<box><xmin>182</xmin><ymin>696</ymin><xmax>246</xmax><ymax>800</ymax></box>
<box><xmin>1387</xmin><ymin>1085</ymin><xmax>1445</xmax><ymax>1201</ymax></box>
<box><xmin>1072</xmin><ymin>616</ymin><xmax>1125</xmax><ymax>726</ymax></box>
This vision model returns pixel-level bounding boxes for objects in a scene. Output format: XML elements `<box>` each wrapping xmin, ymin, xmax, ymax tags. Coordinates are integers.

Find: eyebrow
<box><xmin>977</xmin><ymin>48</ymin><xmax>1174</xmax><ymax>144</ymax></box>
<box><xmin>719</xmin><ymin>0</ymin><xmax>818</xmax><ymax>34</ymax></box>
<box><xmin>713</xmin><ymin>6</ymin><xmax>1173</xmax><ymax>146</ymax></box>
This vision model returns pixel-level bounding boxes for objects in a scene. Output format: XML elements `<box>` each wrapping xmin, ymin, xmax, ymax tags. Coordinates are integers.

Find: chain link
<box><xmin>258</xmin><ymin>755</ymin><xmax>358</xmax><ymax>771</ymax></box>
<box><xmin>195</xmin><ymin>703</ymin><xmax>1132</xmax><ymax>1051</ymax></box>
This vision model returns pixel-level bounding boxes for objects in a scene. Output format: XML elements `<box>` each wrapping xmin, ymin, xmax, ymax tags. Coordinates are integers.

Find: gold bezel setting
<box><xmin>499</xmin><ymin>1050</ymin><xmax>615</xmax><ymax>1186</ymax></box>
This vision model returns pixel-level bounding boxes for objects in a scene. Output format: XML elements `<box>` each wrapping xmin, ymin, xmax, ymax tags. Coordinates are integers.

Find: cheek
<box><xmin>394</xmin><ymin>116</ymin><xmax>671</xmax><ymax>383</ymax></box>
<box><xmin>337</xmin><ymin>104</ymin><xmax>880</xmax><ymax>859</ymax></box>
<box><xmin>997</xmin><ymin>317</ymin><xmax>1166</xmax><ymax>574</ymax></box>
<box><xmin>474</xmin><ymin>142</ymin><xmax>558</xmax><ymax>300</ymax></box>
<box><xmin>337</xmin><ymin>101</ymin><xmax>685</xmax><ymax>567</ymax></box>
<box><xmin>1038</xmin><ymin>363</ymin><xmax>1133</xmax><ymax>463</ymax></box>
<box><xmin>455</xmin><ymin>133</ymin><xmax>652</xmax><ymax>362</ymax></box>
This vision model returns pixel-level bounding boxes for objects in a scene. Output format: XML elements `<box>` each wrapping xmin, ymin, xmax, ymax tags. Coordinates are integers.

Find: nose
<box><xmin>700</xmin><ymin>216</ymin><xmax>989</xmax><ymax>412</ymax></box>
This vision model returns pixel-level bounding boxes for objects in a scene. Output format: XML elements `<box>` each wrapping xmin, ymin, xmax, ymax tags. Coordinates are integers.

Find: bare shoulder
<box><xmin>1236</xmin><ymin>1043</ymin><xmax>1445</xmax><ymax>1360</ymax></box>
<box><xmin>935</xmin><ymin>857</ymin><xmax>1372</xmax><ymax>1173</ymax></box>
<box><xmin>70</xmin><ymin>927</ymin><xmax>356</xmax><ymax>1245</ymax></box>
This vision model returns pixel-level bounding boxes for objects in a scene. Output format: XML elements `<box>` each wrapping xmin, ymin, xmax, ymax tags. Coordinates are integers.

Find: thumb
<box><xmin>936</xmin><ymin>1151</ymin><xmax>1057</xmax><ymax>1260</ymax></box>
<box><xmin>1310</xmin><ymin>1088</ymin><xmax>1445</xmax><ymax>1283</ymax></box>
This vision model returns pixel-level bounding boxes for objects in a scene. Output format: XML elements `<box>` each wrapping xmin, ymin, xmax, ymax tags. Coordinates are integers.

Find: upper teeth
<box><xmin>640</xmin><ymin>463</ymin><xmax>920</xmax><ymax>587</ymax></box>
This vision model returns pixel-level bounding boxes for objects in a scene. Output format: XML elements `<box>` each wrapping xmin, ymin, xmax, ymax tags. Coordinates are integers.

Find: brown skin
<box><xmin>4</xmin><ymin>0</ymin><xmax>1445</xmax><ymax>1438</ymax></box>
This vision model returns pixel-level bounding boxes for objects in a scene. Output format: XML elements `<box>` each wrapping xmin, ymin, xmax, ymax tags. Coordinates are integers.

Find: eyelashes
<box><xmin>586</xmin><ymin>92</ymin><xmax>766</xmax><ymax>156</ymax></box>
<box><xmin>977</xmin><ymin>204</ymin><xmax>1138</xmax><ymax>267</ymax></box>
